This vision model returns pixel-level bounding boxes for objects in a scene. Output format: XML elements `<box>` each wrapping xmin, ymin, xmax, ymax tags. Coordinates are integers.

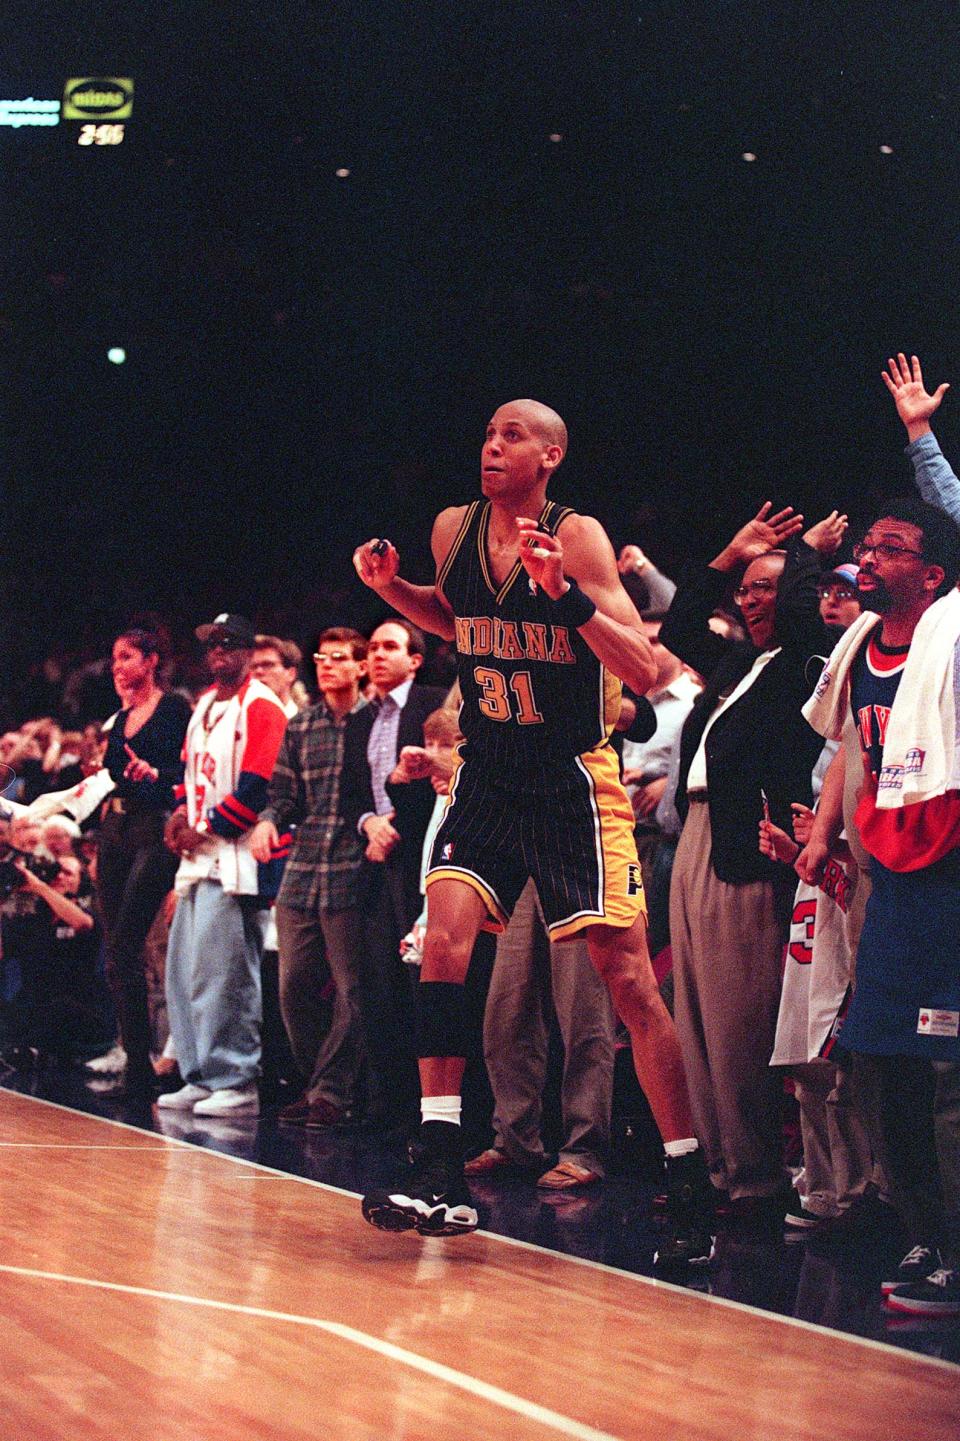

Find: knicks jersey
<box><xmin>437</xmin><ymin>499</ymin><xmax>620</xmax><ymax>781</ymax></box>
<box><xmin>849</xmin><ymin>633</ymin><xmax>910</xmax><ymax>781</ymax></box>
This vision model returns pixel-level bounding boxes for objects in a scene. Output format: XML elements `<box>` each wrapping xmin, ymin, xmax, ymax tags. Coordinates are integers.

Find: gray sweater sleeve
<box><xmin>906</xmin><ymin>433</ymin><xmax>960</xmax><ymax>526</ymax></box>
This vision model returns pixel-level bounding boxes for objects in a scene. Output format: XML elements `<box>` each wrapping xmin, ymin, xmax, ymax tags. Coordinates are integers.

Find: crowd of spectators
<box><xmin>1</xmin><ymin>353</ymin><xmax>959</xmax><ymax>1320</ymax></box>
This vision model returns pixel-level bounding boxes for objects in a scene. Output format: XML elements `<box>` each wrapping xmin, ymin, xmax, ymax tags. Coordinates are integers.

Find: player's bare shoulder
<box><xmin>555</xmin><ymin>511</ymin><xmax>618</xmax><ymax>576</ymax></box>
<box><xmin>432</xmin><ymin>504</ymin><xmax>470</xmax><ymax>570</ymax></box>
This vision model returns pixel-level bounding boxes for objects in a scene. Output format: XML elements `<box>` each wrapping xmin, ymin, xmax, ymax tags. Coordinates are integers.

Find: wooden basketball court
<box><xmin>1</xmin><ymin>1087</ymin><xmax>957</xmax><ymax>1440</ymax></box>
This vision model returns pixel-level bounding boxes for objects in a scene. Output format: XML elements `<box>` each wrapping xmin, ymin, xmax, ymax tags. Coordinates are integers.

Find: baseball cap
<box><xmin>195</xmin><ymin>613</ymin><xmax>256</xmax><ymax>648</ymax></box>
<box><xmin>826</xmin><ymin>562</ymin><xmax>859</xmax><ymax>588</ymax></box>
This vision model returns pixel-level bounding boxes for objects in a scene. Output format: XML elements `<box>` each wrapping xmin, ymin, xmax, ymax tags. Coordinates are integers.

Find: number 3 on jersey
<box><xmin>474</xmin><ymin>667</ymin><xmax>544</xmax><ymax>725</ymax></box>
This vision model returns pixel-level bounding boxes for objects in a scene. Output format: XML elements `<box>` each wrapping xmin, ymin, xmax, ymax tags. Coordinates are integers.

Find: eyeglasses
<box><xmin>204</xmin><ymin>635</ymin><xmax>246</xmax><ymax>651</ymax></box>
<box><xmin>313</xmin><ymin>650</ymin><xmax>353</xmax><ymax>664</ymax></box>
<box><xmin>818</xmin><ymin>586</ymin><xmax>857</xmax><ymax>601</ymax></box>
<box><xmin>852</xmin><ymin>540</ymin><xmax>924</xmax><ymax>563</ymax></box>
<box><xmin>732</xmin><ymin>578</ymin><xmax>777</xmax><ymax>604</ymax></box>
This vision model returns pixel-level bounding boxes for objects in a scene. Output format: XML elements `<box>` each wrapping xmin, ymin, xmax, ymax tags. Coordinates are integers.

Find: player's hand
<box><xmin>516</xmin><ymin>517</ymin><xmax>567</xmax><ymax>599</ymax></box>
<box><xmin>714</xmin><ymin>503</ymin><xmax>804</xmax><ymax>569</ymax></box>
<box><xmin>790</xmin><ymin>802</ymin><xmax>816</xmax><ymax>846</ymax></box>
<box><xmin>882</xmin><ymin>352</ymin><xmax>949</xmax><ymax>437</ymax></box>
<box><xmin>794</xmin><ymin>836</ymin><xmax>829</xmax><ymax>885</ymax></box>
<box><xmin>353</xmin><ymin>538</ymin><xmax>400</xmax><ymax>591</ymax></box>
<box><xmin>759</xmin><ymin>819</ymin><xmax>800</xmax><ymax>864</ymax></box>
<box><xmin>249</xmin><ymin>819</ymin><xmax>279</xmax><ymax>863</ymax></box>
<box><xmin>123</xmin><ymin>743</ymin><xmax>159</xmax><ymax>784</ymax></box>
<box><xmin>802</xmin><ymin>510</ymin><xmax>849</xmax><ymax>556</ymax></box>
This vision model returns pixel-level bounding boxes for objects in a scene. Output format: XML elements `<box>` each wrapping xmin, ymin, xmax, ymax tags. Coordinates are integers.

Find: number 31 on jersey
<box><xmin>474</xmin><ymin>667</ymin><xmax>544</xmax><ymax>725</ymax></box>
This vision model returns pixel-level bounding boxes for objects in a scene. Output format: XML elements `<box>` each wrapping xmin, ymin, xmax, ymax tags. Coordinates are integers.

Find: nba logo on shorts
<box><xmin>442</xmin><ymin>841</ymin><xmax>455</xmax><ymax>861</ymax></box>
<box><xmin>626</xmin><ymin>863</ymin><xmax>643</xmax><ymax>897</ymax></box>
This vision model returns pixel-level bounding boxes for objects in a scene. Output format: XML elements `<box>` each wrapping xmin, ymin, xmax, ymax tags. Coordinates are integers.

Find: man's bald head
<box><xmin>496</xmin><ymin>399</ymin><xmax>568</xmax><ymax>457</ymax></box>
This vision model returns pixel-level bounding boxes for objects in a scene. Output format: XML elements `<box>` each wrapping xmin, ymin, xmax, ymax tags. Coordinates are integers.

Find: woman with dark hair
<box><xmin>96</xmin><ymin>627</ymin><xmax>191</xmax><ymax>1096</ymax></box>
<box><xmin>660</xmin><ymin>506</ymin><xmax>843</xmax><ymax>1222</ymax></box>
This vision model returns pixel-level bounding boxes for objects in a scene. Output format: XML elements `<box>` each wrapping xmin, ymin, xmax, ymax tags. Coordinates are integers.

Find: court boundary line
<box><xmin>0</xmin><ymin>1260</ymin><xmax>620</xmax><ymax>1441</ymax></box>
<box><xmin>0</xmin><ymin>1141</ymin><xmax>169</xmax><ymax>1149</ymax></box>
<box><xmin>3</xmin><ymin>1087</ymin><xmax>957</xmax><ymax>1376</ymax></box>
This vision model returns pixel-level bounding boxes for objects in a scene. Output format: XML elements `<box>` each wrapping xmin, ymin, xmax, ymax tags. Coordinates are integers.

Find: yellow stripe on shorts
<box><xmin>548</xmin><ymin>743</ymin><xmax>646</xmax><ymax>941</ymax></box>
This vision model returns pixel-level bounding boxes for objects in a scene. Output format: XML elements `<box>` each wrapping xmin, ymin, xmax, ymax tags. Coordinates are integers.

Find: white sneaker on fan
<box><xmin>193</xmin><ymin>1084</ymin><xmax>259</xmax><ymax>1116</ymax></box>
<box><xmin>156</xmin><ymin>1083</ymin><xmax>212</xmax><ymax>1110</ymax></box>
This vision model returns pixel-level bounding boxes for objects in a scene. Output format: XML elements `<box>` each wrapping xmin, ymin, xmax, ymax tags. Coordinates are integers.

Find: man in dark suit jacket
<box><xmin>343</xmin><ymin>617</ymin><xmax>448</xmax><ymax>1124</ymax></box>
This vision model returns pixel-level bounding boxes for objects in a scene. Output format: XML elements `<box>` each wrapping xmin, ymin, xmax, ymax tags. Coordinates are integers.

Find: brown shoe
<box><xmin>464</xmin><ymin>1148</ymin><xmax>511</xmax><ymax>1176</ymax></box>
<box><xmin>278</xmin><ymin>1095</ymin><xmax>312</xmax><ymax>1125</ymax></box>
<box><xmin>536</xmin><ymin>1161</ymin><xmax>602</xmax><ymax>1190</ymax></box>
<box><xmin>303</xmin><ymin>1098</ymin><xmax>346</xmax><ymax>1130</ymax></box>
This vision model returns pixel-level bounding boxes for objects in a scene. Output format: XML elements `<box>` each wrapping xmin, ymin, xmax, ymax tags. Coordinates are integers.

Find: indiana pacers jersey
<box><xmin>437</xmin><ymin>499</ymin><xmax>621</xmax><ymax>781</ymax></box>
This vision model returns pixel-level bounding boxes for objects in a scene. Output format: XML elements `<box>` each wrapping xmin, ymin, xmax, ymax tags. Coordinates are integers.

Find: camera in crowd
<box><xmin>0</xmin><ymin>844</ymin><xmax>61</xmax><ymax>898</ymax></box>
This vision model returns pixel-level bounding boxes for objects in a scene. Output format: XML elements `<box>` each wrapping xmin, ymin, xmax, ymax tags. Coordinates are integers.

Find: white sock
<box><xmin>421</xmin><ymin>1095</ymin><xmax>461</xmax><ymax>1127</ymax></box>
<box><xmin>663</xmin><ymin>1138</ymin><xmax>699</xmax><ymax>1159</ymax></box>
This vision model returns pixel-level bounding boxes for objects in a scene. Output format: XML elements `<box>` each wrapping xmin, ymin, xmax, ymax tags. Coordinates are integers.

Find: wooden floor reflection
<box><xmin>0</xmin><ymin>1090</ymin><xmax>957</xmax><ymax>1441</ymax></box>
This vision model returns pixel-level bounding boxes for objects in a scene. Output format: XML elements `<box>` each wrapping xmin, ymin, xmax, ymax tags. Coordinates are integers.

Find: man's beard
<box><xmin>857</xmin><ymin>576</ymin><xmax>889</xmax><ymax>612</ymax></box>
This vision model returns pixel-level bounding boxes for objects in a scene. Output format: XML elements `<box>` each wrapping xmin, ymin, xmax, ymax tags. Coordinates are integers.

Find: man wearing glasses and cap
<box><xmin>159</xmin><ymin>613</ymin><xmax>288</xmax><ymax>1117</ymax></box>
<box><xmin>249</xmin><ymin>629</ymin><xmax>373</xmax><ymax>1130</ymax></box>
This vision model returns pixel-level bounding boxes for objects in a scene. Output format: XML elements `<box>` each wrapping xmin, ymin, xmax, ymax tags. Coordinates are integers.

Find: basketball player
<box><xmin>353</xmin><ymin>400</ymin><xmax>713</xmax><ymax>1266</ymax></box>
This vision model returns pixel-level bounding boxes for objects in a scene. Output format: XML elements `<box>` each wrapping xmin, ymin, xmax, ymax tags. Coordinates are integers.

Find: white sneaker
<box><xmin>156</xmin><ymin>1083</ymin><xmax>213</xmax><ymax>1110</ymax></box>
<box><xmin>84</xmin><ymin>1044</ymin><xmax>127</xmax><ymax>1074</ymax></box>
<box><xmin>193</xmin><ymin>1084</ymin><xmax>259</xmax><ymax>1117</ymax></box>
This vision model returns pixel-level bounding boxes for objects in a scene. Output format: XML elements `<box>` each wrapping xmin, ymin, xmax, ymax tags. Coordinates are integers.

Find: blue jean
<box><xmin>166</xmin><ymin>880</ymin><xmax>263</xmax><ymax>1090</ymax></box>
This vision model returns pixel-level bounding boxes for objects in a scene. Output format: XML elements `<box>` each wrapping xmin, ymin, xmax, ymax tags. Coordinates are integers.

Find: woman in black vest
<box><xmin>660</xmin><ymin>505</ymin><xmax>842</xmax><ymax>1218</ymax></box>
<box><xmin>97</xmin><ymin>626</ymin><xmax>191</xmax><ymax>1097</ymax></box>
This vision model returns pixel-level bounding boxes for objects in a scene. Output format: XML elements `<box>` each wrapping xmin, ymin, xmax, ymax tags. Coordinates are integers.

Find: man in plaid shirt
<box><xmin>250</xmin><ymin>627</ymin><xmax>370</xmax><ymax>1128</ymax></box>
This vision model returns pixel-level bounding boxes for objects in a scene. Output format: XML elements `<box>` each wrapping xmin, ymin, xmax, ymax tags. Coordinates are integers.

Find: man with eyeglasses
<box><xmin>819</xmin><ymin>563</ymin><xmax>862</xmax><ymax>633</ymax></box>
<box><xmin>801</xmin><ymin>483</ymin><xmax>960</xmax><ymax>1318</ymax></box>
<box><xmin>249</xmin><ymin>629</ymin><xmax>372</xmax><ymax>1129</ymax></box>
<box><xmin>159</xmin><ymin>613</ymin><xmax>288</xmax><ymax>1117</ymax></box>
<box><xmin>250</xmin><ymin>635</ymin><xmax>304</xmax><ymax>718</ymax></box>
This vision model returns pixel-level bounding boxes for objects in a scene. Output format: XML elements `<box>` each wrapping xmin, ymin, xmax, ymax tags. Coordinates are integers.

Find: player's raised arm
<box><xmin>352</xmin><ymin>508</ymin><xmax>461</xmax><ymax>641</ymax></box>
<box><xmin>517</xmin><ymin>513</ymin><xmax>657</xmax><ymax>694</ymax></box>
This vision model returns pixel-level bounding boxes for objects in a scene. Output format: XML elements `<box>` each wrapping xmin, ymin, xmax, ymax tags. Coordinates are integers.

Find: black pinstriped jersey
<box><xmin>437</xmin><ymin>499</ymin><xmax>621</xmax><ymax>782</ymax></box>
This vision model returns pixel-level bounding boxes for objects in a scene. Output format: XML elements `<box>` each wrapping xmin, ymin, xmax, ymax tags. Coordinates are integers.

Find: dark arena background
<box><xmin>5</xmin><ymin>3</ymin><xmax>960</xmax><ymax>687</ymax></box>
<box><xmin>2</xmin><ymin>5</ymin><xmax>960</xmax><ymax>1435</ymax></box>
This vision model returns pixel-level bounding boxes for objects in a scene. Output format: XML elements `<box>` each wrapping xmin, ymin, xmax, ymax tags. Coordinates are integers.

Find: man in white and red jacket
<box><xmin>158</xmin><ymin>614</ymin><xmax>288</xmax><ymax>1117</ymax></box>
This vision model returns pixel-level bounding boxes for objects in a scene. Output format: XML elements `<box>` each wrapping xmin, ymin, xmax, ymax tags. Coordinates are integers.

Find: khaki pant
<box><xmin>484</xmin><ymin>880</ymin><xmax>616</xmax><ymax>1175</ymax></box>
<box><xmin>793</xmin><ymin>1059</ymin><xmax>873</xmax><ymax>1216</ymax></box>
<box><xmin>670</xmin><ymin>801</ymin><xmax>786</xmax><ymax>1200</ymax></box>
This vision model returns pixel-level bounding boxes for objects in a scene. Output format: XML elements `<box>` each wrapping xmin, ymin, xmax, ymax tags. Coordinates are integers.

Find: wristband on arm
<box><xmin>551</xmin><ymin>578</ymin><xmax>597</xmax><ymax>628</ymax></box>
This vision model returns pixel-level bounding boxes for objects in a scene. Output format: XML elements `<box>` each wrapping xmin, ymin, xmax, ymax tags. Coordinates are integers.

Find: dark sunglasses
<box><xmin>204</xmin><ymin>635</ymin><xmax>246</xmax><ymax>652</ymax></box>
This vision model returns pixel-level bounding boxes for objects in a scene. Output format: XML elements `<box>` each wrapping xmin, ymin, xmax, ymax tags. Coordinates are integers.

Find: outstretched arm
<box><xmin>353</xmin><ymin>510</ymin><xmax>461</xmax><ymax>641</ymax></box>
<box><xmin>516</xmin><ymin>514</ymin><xmax>657</xmax><ymax>694</ymax></box>
<box><xmin>709</xmin><ymin>502</ymin><xmax>804</xmax><ymax>573</ymax></box>
<box><xmin>883</xmin><ymin>352</ymin><xmax>960</xmax><ymax>526</ymax></box>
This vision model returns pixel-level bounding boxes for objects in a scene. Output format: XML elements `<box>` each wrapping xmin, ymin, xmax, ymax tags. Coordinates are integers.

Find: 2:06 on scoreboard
<box><xmin>78</xmin><ymin>124</ymin><xmax>124</xmax><ymax>146</ymax></box>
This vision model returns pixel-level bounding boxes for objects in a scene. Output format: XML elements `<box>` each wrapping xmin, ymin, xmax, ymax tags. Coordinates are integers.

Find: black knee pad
<box><xmin>416</xmin><ymin>980</ymin><xmax>468</xmax><ymax>1058</ymax></box>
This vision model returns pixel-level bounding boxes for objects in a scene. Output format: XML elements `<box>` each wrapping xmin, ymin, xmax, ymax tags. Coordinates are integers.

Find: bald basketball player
<box><xmin>353</xmin><ymin>400</ymin><xmax>713</xmax><ymax>1267</ymax></box>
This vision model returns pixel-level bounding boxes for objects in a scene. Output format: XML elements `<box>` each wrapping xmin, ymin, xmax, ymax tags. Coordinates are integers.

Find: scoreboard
<box><xmin>1</xmin><ymin>76</ymin><xmax>133</xmax><ymax>145</ymax></box>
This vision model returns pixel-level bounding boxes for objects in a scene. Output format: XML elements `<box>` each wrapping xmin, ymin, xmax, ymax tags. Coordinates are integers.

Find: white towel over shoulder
<box><xmin>802</xmin><ymin>611</ymin><xmax>880</xmax><ymax>742</ymax></box>
<box><xmin>876</xmin><ymin>588</ymin><xmax>960</xmax><ymax>809</ymax></box>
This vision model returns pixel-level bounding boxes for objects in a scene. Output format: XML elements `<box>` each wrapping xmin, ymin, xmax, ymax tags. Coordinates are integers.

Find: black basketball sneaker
<box><xmin>361</xmin><ymin>1120</ymin><xmax>479</xmax><ymax>1237</ymax></box>
<box><xmin>653</xmin><ymin>1149</ymin><xmax>716</xmax><ymax>1269</ymax></box>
